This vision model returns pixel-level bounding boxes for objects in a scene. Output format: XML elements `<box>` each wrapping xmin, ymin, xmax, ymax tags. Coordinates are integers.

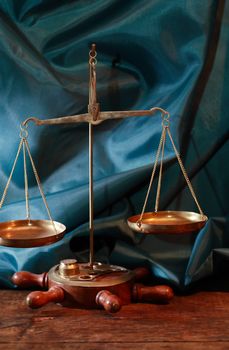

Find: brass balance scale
<box><xmin>0</xmin><ymin>44</ymin><xmax>207</xmax><ymax>312</ymax></box>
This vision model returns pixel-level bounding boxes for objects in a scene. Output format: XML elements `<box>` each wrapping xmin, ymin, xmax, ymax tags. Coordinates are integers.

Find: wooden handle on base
<box><xmin>132</xmin><ymin>283</ymin><xmax>174</xmax><ymax>304</ymax></box>
<box><xmin>96</xmin><ymin>290</ymin><xmax>122</xmax><ymax>313</ymax></box>
<box><xmin>12</xmin><ymin>271</ymin><xmax>48</xmax><ymax>289</ymax></box>
<box><xmin>26</xmin><ymin>287</ymin><xmax>65</xmax><ymax>308</ymax></box>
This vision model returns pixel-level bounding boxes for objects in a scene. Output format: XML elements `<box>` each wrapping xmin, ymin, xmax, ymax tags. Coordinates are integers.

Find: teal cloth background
<box><xmin>0</xmin><ymin>0</ymin><xmax>228</xmax><ymax>288</ymax></box>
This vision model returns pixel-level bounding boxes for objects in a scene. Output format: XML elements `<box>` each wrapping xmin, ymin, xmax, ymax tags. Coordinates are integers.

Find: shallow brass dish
<box><xmin>127</xmin><ymin>211</ymin><xmax>208</xmax><ymax>234</ymax></box>
<box><xmin>0</xmin><ymin>220</ymin><xmax>66</xmax><ymax>248</ymax></box>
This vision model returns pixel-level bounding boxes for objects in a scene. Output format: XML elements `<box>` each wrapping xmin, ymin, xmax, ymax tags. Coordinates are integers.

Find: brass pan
<box><xmin>127</xmin><ymin>211</ymin><xmax>208</xmax><ymax>234</ymax></box>
<box><xmin>0</xmin><ymin>219</ymin><xmax>66</xmax><ymax>248</ymax></box>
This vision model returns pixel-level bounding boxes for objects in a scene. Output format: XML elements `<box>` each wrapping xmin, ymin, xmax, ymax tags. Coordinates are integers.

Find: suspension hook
<box><xmin>20</xmin><ymin>122</ymin><xmax>28</xmax><ymax>139</ymax></box>
<box><xmin>89</xmin><ymin>43</ymin><xmax>97</xmax><ymax>65</ymax></box>
<box><xmin>161</xmin><ymin>111</ymin><xmax>170</xmax><ymax>128</ymax></box>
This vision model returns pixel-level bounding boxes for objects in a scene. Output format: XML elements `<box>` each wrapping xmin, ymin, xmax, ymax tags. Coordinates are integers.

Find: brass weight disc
<box><xmin>0</xmin><ymin>219</ymin><xmax>66</xmax><ymax>248</ymax></box>
<box><xmin>127</xmin><ymin>211</ymin><xmax>208</xmax><ymax>234</ymax></box>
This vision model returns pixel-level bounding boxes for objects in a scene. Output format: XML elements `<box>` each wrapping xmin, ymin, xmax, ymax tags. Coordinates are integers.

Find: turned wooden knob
<box><xmin>12</xmin><ymin>271</ymin><xmax>48</xmax><ymax>289</ymax></box>
<box><xmin>26</xmin><ymin>286</ymin><xmax>65</xmax><ymax>309</ymax></box>
<box><xmin>132</xmin><ymin>283</ymin><xmax>174</xmax><ymax>304</ymax></box>
<box><xmin>96</xmin><ymin>290</ymin><xmax>122</xmax><ymax>313</ymax></box>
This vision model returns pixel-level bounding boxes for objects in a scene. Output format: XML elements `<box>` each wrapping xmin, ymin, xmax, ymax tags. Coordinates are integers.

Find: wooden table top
<box><xmin>0</xmin><ymin>288</ymin><xmax>229</xmax><ymax>350</ymax></box>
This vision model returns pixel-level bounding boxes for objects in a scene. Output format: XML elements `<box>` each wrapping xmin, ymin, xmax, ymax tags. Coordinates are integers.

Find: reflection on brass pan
<box><xmin>127</xmin><ymin>211</ymin><xmax>208</xmax><ymax>234</ymax></box>
<box><xmin>0</xmin><ymin>220</ymin><xmax>66</xmax><ymax>248</ymax></box>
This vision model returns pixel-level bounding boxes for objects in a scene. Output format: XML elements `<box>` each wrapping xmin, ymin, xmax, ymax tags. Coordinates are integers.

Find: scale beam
<box><xmin>22</xmin><ymin>108</ymin><xmax>169</xmax><ymax>127</ymax></box>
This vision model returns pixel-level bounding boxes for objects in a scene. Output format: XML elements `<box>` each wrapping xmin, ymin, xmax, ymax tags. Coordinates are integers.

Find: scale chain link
<box><xmin>89</xmin><ymin>49</ymin><xmax>97</xmax><ymax>107</ymax></box>
<box><xmin>138</xmin><ymin>126</ymin><xmax>166</xmax><ymax>224</ymax></box>
<box><xmin>23</xmin><ymin>139</ymin><xmax>31</xmax><ymax>222</ymax></box>
<box><xmin>0</xmin><ymin>138</ymin><xmax>23</xmax><ymax>209</ymax></box>
<box><xmin>24</xmin><ymin>139</ymin><xmax>57</xmax><ymax>233</ymax></box>
<box><xmin>167</xmin><ymin>128</ymin><xmax>204</xmax><ymax>216</ymax></box>
<box><xmin>155</xmin><ymin>126</ymin><xmax>167</xmax><ymax>212</ymax></box>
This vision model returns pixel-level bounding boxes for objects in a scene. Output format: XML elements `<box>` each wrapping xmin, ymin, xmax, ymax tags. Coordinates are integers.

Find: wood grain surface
<box><xmin>0</xmin><ymin>289</ymin><xmax>228</xmax><ymax>349</ymax></box>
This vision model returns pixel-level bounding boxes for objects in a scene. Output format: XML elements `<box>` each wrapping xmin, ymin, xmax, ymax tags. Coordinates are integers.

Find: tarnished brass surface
<box><xmin>0</xmin><ymin>220</ymin><xmax>66</xmax><ymax>247</ymax></box>
<box><xmin>22</xmin><ymin>108</ymin><xmax>169</xmax><ymax>127</ymax></box>
<box><xmin>127</xmin><ymin>211</ymin><xmax>208</xmax><ymax>234</ymax></box>
<box><xmin>48</xmin><ymin>262</ymin><xmax>135</xmax><ymax>287</ymax></box>
<box><xmin>59</xmin><ymin>259</ymin><xmax>80</xmax><ymax>277</ymax></box>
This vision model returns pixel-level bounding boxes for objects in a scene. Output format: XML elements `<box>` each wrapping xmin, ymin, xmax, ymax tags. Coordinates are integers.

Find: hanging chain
<box><xmin>166</xmin><ymin>127</ymin><xmax>204</xmax><ymax>216</ymax></box>
<box><xmin>24</xmin><ymin>139</ymin><xmax>57</xmax><ymax>232</ymax></box>
<box><xmin>89</xmin><ymin>46</ymin><xmax>97</xmax><ymax>106</ymax></box>
<box><xmin>0</xmin><ymin>125</ymin><xmax>57</xmax><ymax>230</ymax></box>
<box><xmin>22</xmin><ymin>139</ymin><xmax>31</xmax><ymax>222</ymax></box>
<box><xmin>0</xmin><ymin>138</ymin><xmax>23</xmax><ymax>209</ymax></box>
<box><xmin>138</xmin><ymin>111</ymin><xmax>204</xmax><ymax>225</ymax></box>
<box><xmin>154</xmin><ymin>126</ymin><xmax>167</xmax><ymax>212</ymax></box>
<box><xmin>154</xmin><ymin>113</ymin><xmax>170</xmax><ymax>212</ymax></box>
<box><xmin>138</xmin><ymin>120</ymin><xmax>166</xmax><ymax>225</ymax></box>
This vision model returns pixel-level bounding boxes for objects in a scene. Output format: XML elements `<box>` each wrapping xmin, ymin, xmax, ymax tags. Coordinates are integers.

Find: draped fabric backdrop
<box><xmin>0</xmin><ymin>0</ymin><xmax>228</xmax><ymax>288</ymax></box>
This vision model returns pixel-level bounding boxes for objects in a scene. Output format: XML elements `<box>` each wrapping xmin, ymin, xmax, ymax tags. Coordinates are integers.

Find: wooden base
<box><xmin>12</xmin><ymin>264</ymin><xmax>174</xmax><ymax>313</ymax></box>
